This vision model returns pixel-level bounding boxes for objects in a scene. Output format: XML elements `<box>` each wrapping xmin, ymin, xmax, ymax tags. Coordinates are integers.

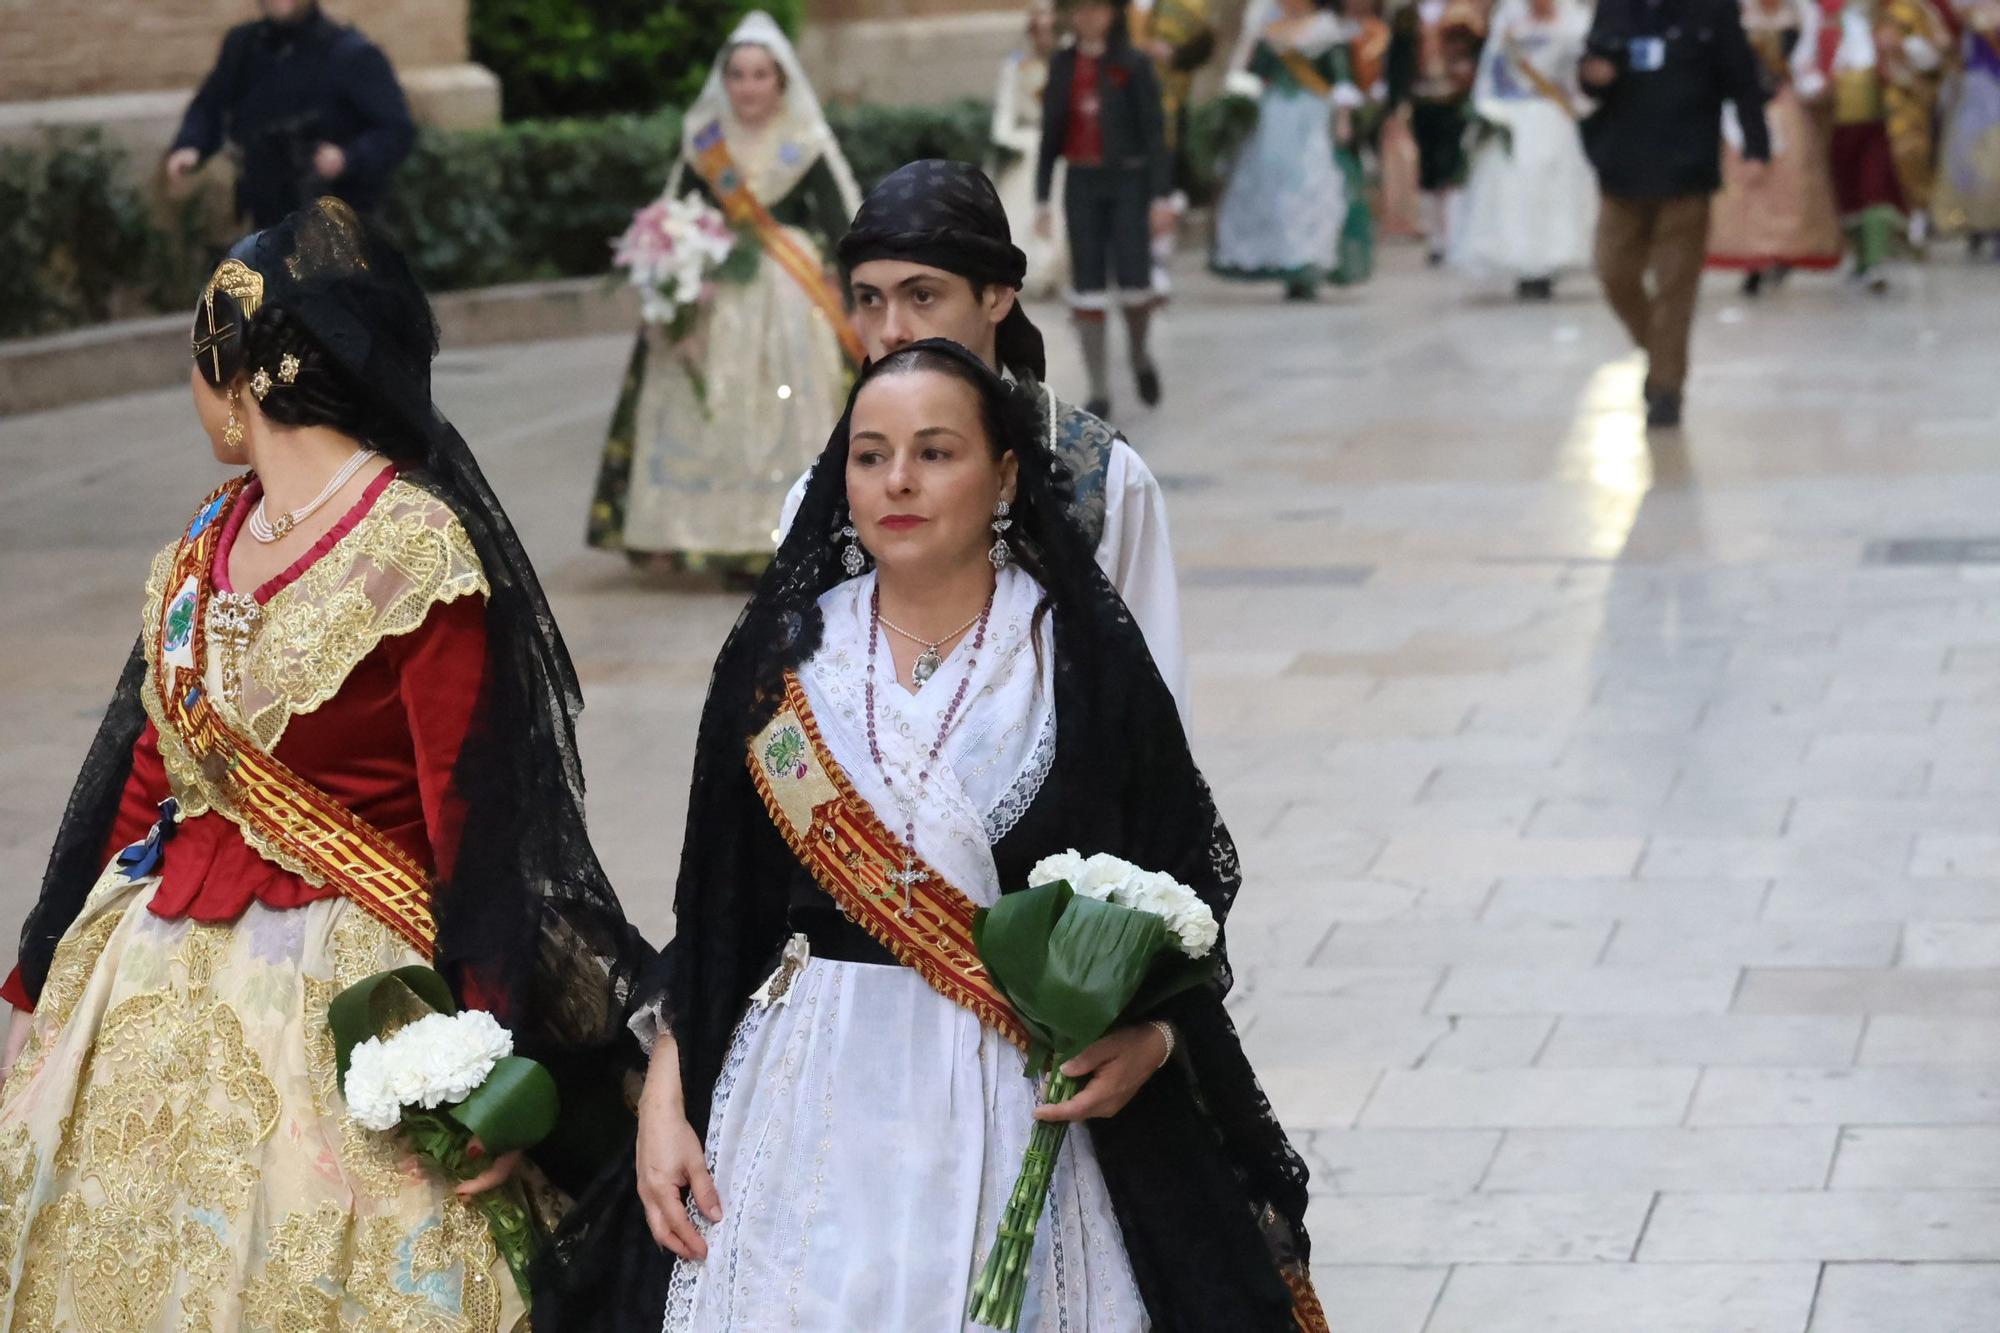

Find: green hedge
<box><xmin>2</xmin><ymin>99</ymin><xmax>1009</xmax><ymax>339</ymax></box>
<box><xmin>0</xmin><ymin>130</ymin><xmax>210</xmax><ymax>339</ymax></box>
<box><xmin>471</xmin><ymin>0</ymin><xmax>804</xmax><ymax>120</ymax></box>
<box><xmin>383</xmin><ymin>99</ymin><xmax>996</xmax><ymax>293</ymax></box>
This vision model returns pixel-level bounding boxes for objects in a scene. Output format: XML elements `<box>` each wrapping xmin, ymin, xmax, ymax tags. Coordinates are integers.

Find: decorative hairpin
<box><xmin>250</xmin><ymin>368</ymin><xmax>274</xmax><ymax>400</ymax></box>
<box><xmin>278</xmin><ymin>353</ymin><xmax>301</xmax><ymax>384</ymax></box>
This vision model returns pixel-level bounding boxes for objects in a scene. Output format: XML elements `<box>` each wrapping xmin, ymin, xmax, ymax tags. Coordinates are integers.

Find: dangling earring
<box><xmin>224</xmin><ymin>389</ymin><xmax>246</xmax><ymax>453</ymax></box>
<box><xmin>989</xmin><ymin>499</ymin><xmax>1013</xmax><ymax>569</ymax></box>
<box><xmin>838</xmin><ymin>521</ymin><xmax>866</xmax><ymax>577</ymax></box>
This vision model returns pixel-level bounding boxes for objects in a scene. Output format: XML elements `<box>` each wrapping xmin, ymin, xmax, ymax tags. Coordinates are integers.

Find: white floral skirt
<box><xmin>664</xmin><ymin>952</ymin><xmax>1147</xmax><ymax>1332</ymax></box>
<box><xmin>0</xmin><ymin>867</ymin><xmax>525</xmax><ymax>1332</ymax></box>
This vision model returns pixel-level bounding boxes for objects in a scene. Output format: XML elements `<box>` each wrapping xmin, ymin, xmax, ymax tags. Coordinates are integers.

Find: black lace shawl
<box><xmin>19</xmin><ymin>201</ymin><xmax>650</xmax><ymax>1189</ymax></box>
<box><xmin>535</xmin><ymin>340</ymin><xmax>1311</xmax><ymax>1331</ymax></box>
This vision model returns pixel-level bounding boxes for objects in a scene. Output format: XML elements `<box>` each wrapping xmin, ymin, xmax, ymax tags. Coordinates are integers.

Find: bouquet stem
<box><xmin>967</xmin><ymin>1067</ymin><xmax>1081</xmax><ymax>1331</ymax></box>
<box><xmin>473</xmin><ymin>1178</ymin><xmax>544</xmax><ymax>1304</ymax></box>
<box><xmin>407</xmin><ymin>1112</ymin><xmax>546</xmax><ymax>1305</ymax></box>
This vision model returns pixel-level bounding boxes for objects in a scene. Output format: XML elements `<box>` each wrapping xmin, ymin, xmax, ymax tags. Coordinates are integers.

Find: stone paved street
<box><xmin>6</xmin><ymin>249</ymin><xmax>2000</xmax><ymax>1329</ymax></box>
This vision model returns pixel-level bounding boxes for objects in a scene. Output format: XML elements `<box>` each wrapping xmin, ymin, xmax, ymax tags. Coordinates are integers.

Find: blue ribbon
<box><xmin>116</xmin><ymin>797</ymin><xmax>181</xmax><ymax>881</ymax></box>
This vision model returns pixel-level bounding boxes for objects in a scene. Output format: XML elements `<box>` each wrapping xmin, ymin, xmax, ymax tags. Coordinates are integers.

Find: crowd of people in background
<box><xmin>159</xmin><ymin>0</ymin><xmax>2000</xmax><ymax>511</ymax></box>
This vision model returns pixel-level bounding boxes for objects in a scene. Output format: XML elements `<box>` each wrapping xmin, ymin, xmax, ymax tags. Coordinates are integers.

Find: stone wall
<box><xmin>0</xmin><ymin>0</ymin><xmax>469</xmax><ymax>104</ymax></box>
<box><xmin>0</xmin><ymin>0</ymin><xmax>495</xmax><ymax>177</ymax></box>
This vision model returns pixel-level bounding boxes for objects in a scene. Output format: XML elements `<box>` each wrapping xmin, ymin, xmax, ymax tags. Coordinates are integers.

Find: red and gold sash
<box><xmin>689</xmin><ymin>121</ymin><xmax>866</xmax><ymax>367</ymax></box>
<box><xmin>151</xmin><ymin>477</ymin><xmax>437</xmax><ymax>957</ymax></box>
<box><xmin>748</xmin><ymin>671</ymin><xmax>1029</xmax><ymax>1049</ymax></box>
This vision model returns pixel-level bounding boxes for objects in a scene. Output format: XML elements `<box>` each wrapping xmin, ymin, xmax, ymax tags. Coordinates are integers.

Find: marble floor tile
<box><xmin>1830</xmin><ymin>1126</ymin><xmax>2000</xmax><ymax>1189</ymax></box>
<box><xmin>1902</xmin><ymin>921</ymin><xmax>2000</xmax><ymax>968</ymax></box>
<box><xmin>1538</xmin><ymin>1015</ymin><xmax>1865</xmax><ymax>1068</ymax></box>
<box><xmin>1432</xmin><ymin>965</ymin><xmax>1743</xmax><ymax>1016</ymax></box>
<box><xmin>1372</xmin><ymin>833</ymin><xmax>1644</xmax><ymax>881</ymax></box>
<box><xmin>1857</xmin><ymin>1016</ymin><xmax>2000</xmax><ymax>1064</ymax></box>
<box><xmin>1311</xmin><ymin>919</ymin><xmax>1613</xmax><ymax>968</ymax></box>
<box><xmin>1425</xmin><ymin>1262</ymin><xmax>1820</xmax><ymax>1333</ymax></box>
<box><xmin>1808</xmin><ymin>1262</ymin><xmax>2000</xmax><ymax>1333</ymax></box>
<box><xmin>1734</xmin><ymin>968</ymin><xmax>2000</xmax><ymax>1017</ymax></box>
<box><xmin>1762</xmin><ymin>877</ymin><xmax>2000</xmax><ymax>922</ymax></box>
<box><xmin>1691</xmin><ymin>1066</ymin><xmax>2000</xmax><ymax>1126</ymax></box>
<box><xmin>1603</xmin><ymin>920</ymin><xmax>1901</xmax><ymax>968</ymax></box>
<box><xmin>1484</xmin><ymin>877</ymin><xmax>1771</xmax><ymax>923</ymax></box>
<box><xmin>1640</xmin><ymin>1191</ymin><xmax>2000</xmax><ymax>1262</ymax></box>
<box><xmin>1313</xmin><ymin>1192</ymin><xmax>1655</xmax><ymax>1265</ymax></box>
<box><xmin>1361</xmin><ymin>1068</ymin><xmax>1697</xmax><ymax>1129</ymax></box>
<box><xmin>1310</xmin><ymin>1265</ymin><xmax>1448</xmax><ymax>1333</ymax></box>
<box><xmin>1308</xmin><ymin>1129</ymin><xmax>1502</xmax><ymax>1195</ymax></box>
<box><xmin>1484</xmin><ymin>1127</ymin><xmax>1837</xmax><ymax>1193</ymax></box>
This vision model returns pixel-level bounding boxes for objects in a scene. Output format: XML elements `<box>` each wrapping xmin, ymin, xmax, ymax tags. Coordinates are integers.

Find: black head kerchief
<box><xmin>836</xmin><ymin>159</ymin><xmax>1048</xmax><ymax>382</ymax></box>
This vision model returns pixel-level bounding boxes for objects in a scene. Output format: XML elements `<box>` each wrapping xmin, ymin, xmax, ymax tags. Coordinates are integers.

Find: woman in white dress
<box><xmin>587</xmin><ymin>12</ymin><xmax>864</xmax><ymax>577</ymax></box>
<box><xmin>992</xmin><ymin>4</ymin><xmax>1072</xmax><ymax>298</ymax></box>
<box><xmin>534</xmin><ymin>340</ymin><xmax>1328</xmax><ymax>1332</ymax></box>
<box><xmin>1449</xmin><ymin>0</ymin><xmax>1598</xmax><ymax>297</ymax></box>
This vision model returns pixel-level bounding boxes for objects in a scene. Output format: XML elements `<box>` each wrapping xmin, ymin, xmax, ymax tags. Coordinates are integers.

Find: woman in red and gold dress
<box><xmin>0</xmin><ymin>199</ymin><xmax>647</xmax><ymax>1329</ymax></box>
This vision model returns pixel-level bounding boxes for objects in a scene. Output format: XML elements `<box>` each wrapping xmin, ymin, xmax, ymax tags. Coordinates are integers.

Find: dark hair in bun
<box><xmin>242</xmin><ymin>306</ymin><xmax>425</xmax><ymax>463</ymax></box>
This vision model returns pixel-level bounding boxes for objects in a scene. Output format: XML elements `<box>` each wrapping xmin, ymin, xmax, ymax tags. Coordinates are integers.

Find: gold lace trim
<box><xmin>236</xmin><ymin>479</ymin><xmax>486</xmax><ymax>751</ymax></box>
<box><xmin>137</xmin><ymin>482</ymin><xmax>487</xmax><ymax>882</ymax></box>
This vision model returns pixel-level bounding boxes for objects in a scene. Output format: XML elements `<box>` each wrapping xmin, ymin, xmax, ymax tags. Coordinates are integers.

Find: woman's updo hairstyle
<box><xmin>241</xmin><ymin>305</ymin><xmax>425</xmax><ymax>464</ymax></box>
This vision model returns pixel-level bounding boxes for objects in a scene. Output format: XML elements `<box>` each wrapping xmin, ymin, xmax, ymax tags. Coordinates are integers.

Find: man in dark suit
<box><xmin>1579</xmin><ymin>0</ymin><xmax>1771</xmax><ymax>428</ymax></box>
<box><xmin>166</xmin><ymin>0</ymin><xmax>416</xmax><ymax>229</ymax></box>
<box><xmin>1034</xmin><ymin>0</ymin><xmax>1176</xmax><ymax>421</ymax></box>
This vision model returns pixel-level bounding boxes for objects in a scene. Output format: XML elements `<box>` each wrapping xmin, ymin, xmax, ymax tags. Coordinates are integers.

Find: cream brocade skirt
<box><xmin>0</xmin><ymin>866</ymin><xmax>525</xmax><ymax>1333</ymax></box>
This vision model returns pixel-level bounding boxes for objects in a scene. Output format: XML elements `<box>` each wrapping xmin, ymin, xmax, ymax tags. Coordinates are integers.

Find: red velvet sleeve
<box><xmin>385</xmin><ymin>594</ymin><xmax>489</xmax><ymax>884</ymax></box>
<box><xmin>3</xmin><ymin>721</ymin><xmax>171</xmax><ymax>1012</ymax></box>
<box><xmin>383</xmin><ymin>593</ymin><xmax>503</xmax><ymax>1014</ymax></box>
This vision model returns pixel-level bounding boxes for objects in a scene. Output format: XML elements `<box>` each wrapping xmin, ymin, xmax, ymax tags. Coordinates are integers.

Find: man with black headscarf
<box><xmin>165</xmin><ymin>0</ymin><xmax>415</xmax><ymax>229</ymax></box>
<box><xmin>779</xmin><ymin>159</ymin><xmax>1188</xmax><ymax>723</ymax></box>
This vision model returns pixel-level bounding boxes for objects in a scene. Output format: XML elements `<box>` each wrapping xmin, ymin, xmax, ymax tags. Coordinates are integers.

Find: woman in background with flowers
<box><xmin>586</xmin><ymin>10</ymin><xmax>864</xmax><ymax>578</ymax></box>
<box><xmin>0</xmin><ymin>200</ymin><xmax>647</xmax><ymax>1327</ymax></box>
<box><xmin>536</xmin><ymin>339</ymin><xmax>1326</xmax><ymax>1332</ymax></box>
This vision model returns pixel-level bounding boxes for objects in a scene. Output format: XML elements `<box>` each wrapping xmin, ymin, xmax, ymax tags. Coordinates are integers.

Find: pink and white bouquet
<box><xmin>612</xmin><ymin>192</ymin><xmax>744</xmax><ymax>335</ymax></box>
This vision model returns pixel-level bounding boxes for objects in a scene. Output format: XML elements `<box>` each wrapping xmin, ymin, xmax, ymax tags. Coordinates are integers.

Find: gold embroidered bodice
<box><xmin>138</xmin><ymin>478</ymin><xmax>488</xmax><ymax>823</ymax></box>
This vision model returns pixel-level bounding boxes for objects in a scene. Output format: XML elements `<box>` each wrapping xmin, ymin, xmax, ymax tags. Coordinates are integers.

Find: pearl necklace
<box><xmin>865</xmin><ymin>583</ymin><xmax>995</xmax><ymax>918</ymax></box>
<box><xmin>249</xmin><ymin>449</ymin><xmax>378</xmax><ymax>543</ymax></box>
<box><xmin>876</xmin><ymin>605</ymin><xmax>988</xmax><ymax>687</ymax></box>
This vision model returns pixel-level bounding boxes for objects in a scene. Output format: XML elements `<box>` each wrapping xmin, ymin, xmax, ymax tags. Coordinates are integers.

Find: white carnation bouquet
<box><xmin>331</xmin><ymin>967</ymin><xmax>560</xmax><ymax>1308</ymax></box>
<box><xmin>343</xmin><ymin>1008</ymin><xmax>518</xmax><ymax>1131</ymax></box>
<box><xmin>966</xmin><ymin>850</ymin><xmax>1219</xmax><ymax>1329</ymax></box>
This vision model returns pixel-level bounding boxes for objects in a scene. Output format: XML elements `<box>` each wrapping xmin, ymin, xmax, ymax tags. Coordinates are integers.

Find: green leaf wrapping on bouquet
<box><xmin>973</xmin><ymin>880</ymin><xmax>1170</xmax><ymax>1061</ymax></box>
<box><xmin>328</xmin><ymin>964</ymin><xmax>457</xmax><ymax>1084</ymax></box>
<box><xmin>448</xmin><ymin>1055</ymin><xmax>561</xmax><ymax>1155</ymax></box>
<box><xmin>713</xmin><ymin>226</ymin><xmax>764</xmax><ymax>285</ymax></box>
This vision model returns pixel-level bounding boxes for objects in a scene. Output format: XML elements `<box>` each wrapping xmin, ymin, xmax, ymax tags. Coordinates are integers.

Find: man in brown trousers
<box><xmin>1578</xmin><ymin>0</ymin><xmax>1771</xmax><ymax>428</ymax></box>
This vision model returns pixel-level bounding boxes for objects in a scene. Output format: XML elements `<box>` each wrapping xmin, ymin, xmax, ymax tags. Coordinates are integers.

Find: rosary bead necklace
<box><xmin>865</xmin><ymin>582</ymin><xmax>995</xmax><ymax>918</ymax></box>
